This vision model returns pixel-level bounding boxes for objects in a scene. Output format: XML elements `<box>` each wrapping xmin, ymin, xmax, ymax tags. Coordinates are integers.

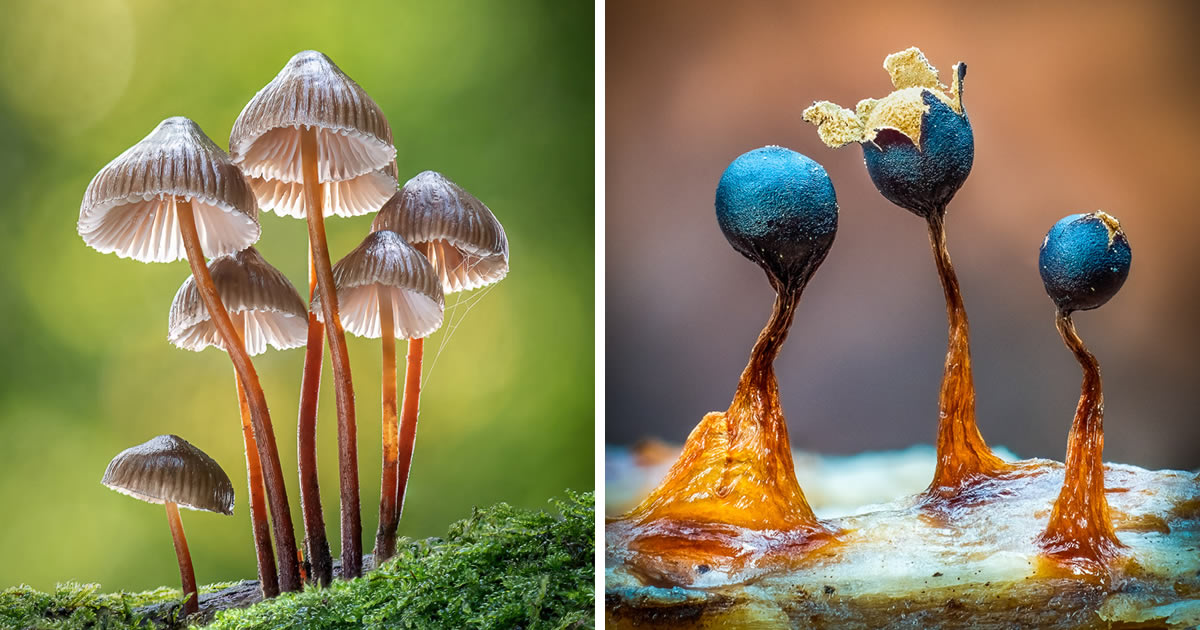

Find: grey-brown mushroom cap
<box><xmin>230</xmin><ymin>50</ymin><xmax>396</xmax><ymax>186</ymax></box>
<box><xmin>371</xmin><ymin>171</ymin><xmax>509</xmax><ymax>293</ymax></box>
<box><xmin>168</xmin><ymin>247</ymin><xmax>308</xmax><ymax>356</ymax></box>
<box><xmin>312</xmin><ymin>230</ymin><xmax>444</xmax><ymax>340</ymax></box>
<box><xmin>249</xmin><ymin>167</ymin><xmax>397</xmax><ymax>219</ymax></box>
<box><xmin>78</xmin><ymin>116</ymin><xmax>261</xmax><ymax>263</ymax></box>
<box><xmin>102</xmin><ymin>434</ymin><xmax>235</xmax><ymax>515</ymax></box>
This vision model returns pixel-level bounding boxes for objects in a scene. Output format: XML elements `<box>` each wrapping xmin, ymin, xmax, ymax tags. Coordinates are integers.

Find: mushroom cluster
<box><xmin>80</xmin><ymin>50</ymin><xmax>508</xmax><ymax>612</ymax></box>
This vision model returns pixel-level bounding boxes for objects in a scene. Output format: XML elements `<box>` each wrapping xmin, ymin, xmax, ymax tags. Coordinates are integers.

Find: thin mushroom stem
<box><xmin>394</xmin><ymin>337</ymin><xmax>424</xmax><ymax>526</ymax></box>
<box><xmin>233</xmin><ymin>332</ymin><xmax>280</xmax><ymax>597</ymax></box>
<box><xmin>297</xmin><ymin>243</ymin><xmax>333</xmax><ymax>586</ymax></box>
<box><xmin>175</xmin><ymin>197</ymin><xmax>302</xmax><ymax>592</ymax></box>
<box><xmin>924</xmin><ymin>211</ymin><xmax>1006</xmax><ymax>495</ymax></box>
<box><xmin>1039</xmin><ymin>310</ymin><xmax>1122</xmax><ymax>571</ymax></box>
<box><xmin>300</xmin><ymin>127</ymin><xmax>362</xmax><ymax>579</ymax></box>
<box><xmin>374</xmin><ymin>287</ymin><xmax>400</xmax><ymax>563</ymax></box>
<box><xmin>165</xmin><ymin>501</ymin><xmax>199</xmax><ymax>616</ymax></box>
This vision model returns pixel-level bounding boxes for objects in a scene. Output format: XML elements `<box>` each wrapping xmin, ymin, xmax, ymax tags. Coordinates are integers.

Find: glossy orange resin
<box><xmin>615</xmin><ymin>290</ymin><xmax>835</xmax><ymax>586</ymax></box>
<box><xmin>1037</xmin><ymin>313</ymin><xmax>1123</xmax><ymax>575</ymax></box>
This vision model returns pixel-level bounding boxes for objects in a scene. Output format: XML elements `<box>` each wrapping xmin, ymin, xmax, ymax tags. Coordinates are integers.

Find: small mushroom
<box><xmin>168</xmin><ymin>246</ymin><xmax>309</xmax><ymax>596</ymax></box>
<box><xmin>102</xmin><ymin>435</ymin><xmax>235</xmax><ymax>616</ymax></box>
<box><xmin>1036</xmin><ymin>211</ymin><xmax>1132</xmax><ymax>573</ymax></box>
<box><xmin>371</xmin><ymin>172</ymin><xmax>508</xmax><ymax>540</ymax></box>
<box><xmin>231</xmin><ymin>50</ymin><xmax>396</xmax><ymax>581</ymax></box>
<box><xmin>78</xmin><ymin>117</ymin><xmax>302</xmax><ymax>591</ymax></box>
<box><xmin>311</xmin><ymin>230</ymin><xmax>444</xmax><ymax>563</ymax></box>
<box><xmin>803</xmin><ymin>48</ymin><xmax>1004</xmax><ymax>494</ymax></box>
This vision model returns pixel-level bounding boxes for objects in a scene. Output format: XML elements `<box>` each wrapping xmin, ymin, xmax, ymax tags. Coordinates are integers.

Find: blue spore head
<box><xmin>862</xmin><ymin>72</ymin><xmax>974</xmax><ymax>219</ymax></box>
<box><xmin>715</xmin><ymin>146</ymin><xmax>839</xmax><ymax>290</ymax></box>
<box><xmin>1038</xmin><ymin>212</ymin><xmax>1132</xmax><ymax>313</ymax></box>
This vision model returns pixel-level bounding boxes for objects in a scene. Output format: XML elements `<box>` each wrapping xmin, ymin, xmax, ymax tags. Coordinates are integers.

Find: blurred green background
<box><xmin>0</xmin><ymin>0</ymin><xmax>593</xmax><ymax>591</ymax></box>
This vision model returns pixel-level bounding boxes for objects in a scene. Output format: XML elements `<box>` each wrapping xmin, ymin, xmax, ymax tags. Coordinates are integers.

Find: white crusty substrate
<box><xmin>606</xmin><ymin>459</ymin><xmax>1200</xmax><ymax>629</ymax></box>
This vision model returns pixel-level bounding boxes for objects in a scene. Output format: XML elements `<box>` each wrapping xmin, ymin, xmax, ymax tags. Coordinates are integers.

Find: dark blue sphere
<box><xmin>1038</xmin><ymin>212</ymin><xmax>1131</xmax><ymax>313</ymax></box>
<box><xmin>715</xmin><ymin>146</ymin><xmax>838</xmax><ymax>289</ymax></box>
<box><xmin>862</xmin><ymin>90</ymin><xmax>974</xmax><ymax>219</ymax></box>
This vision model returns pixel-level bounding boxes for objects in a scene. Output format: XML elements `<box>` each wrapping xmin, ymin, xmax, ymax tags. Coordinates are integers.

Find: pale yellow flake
<box><xmin>802</xmin><ymin>101</ymin><xmax>864</xmax><ymax>148</ymax></box>
<box><xmin>883</xmin><ymin>47</ymin><xmax>942</xmax><ymax>91</ymax></box>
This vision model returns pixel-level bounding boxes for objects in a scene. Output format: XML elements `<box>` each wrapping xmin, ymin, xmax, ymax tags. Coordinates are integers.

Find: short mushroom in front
<box><xmin>168</xmin><ymin>246</ymin><xmax>309</xmax><ymax>596</ymax></box>
<box><xmin>102</xmin><ymin>435</ymin><xmax>235</xmax><ymax>616</ymax></box>
<box><xmin>310</xmin><ymin>229</ymin><xmax>444</xmax><ymax>564</ymax></box>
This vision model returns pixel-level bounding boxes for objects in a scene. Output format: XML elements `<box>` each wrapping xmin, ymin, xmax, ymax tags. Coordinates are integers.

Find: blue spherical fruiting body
<box><xmin>715</xmin><ymin>146</ymin><xmax>838</xmax><ymax>290</ymax></box>
<box><xmin>862</xmin><ymin>90</ymin><xmax>974</xmax><ymax>219</ymax></box>
<box><xmin>1039</xmin><ymin>212</ymin><xmax>1132</xmax><ymax>313</ymax></box>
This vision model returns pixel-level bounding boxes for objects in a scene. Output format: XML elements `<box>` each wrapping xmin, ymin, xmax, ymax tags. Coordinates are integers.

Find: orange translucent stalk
<box><xmin>395</xmin><ymin>338</ymin><xmax>424</xmax><ymax>524</ymax></box>
<box><xmin>620</xmin><ymin>287</ymin><xmax>833</xmax><ymax>586</ymax></box>
<box><xmin>165</xmin><ymin>501</ymin><xmax>199</xmax><ymax>616</ymax></box>
<box><xmin>374</xmin><ymin>287</ymin><xmax>401</xmax><ymax>563</ymax></box>
<box><xmin>924</xmin><ymin>212</ymin><xmax>1006</xmax><ymax>497</ymax></box>
<box><xmin>300</xmin><ymin>127</ymin><xmax>362</xmax><ymax>579</ymax></box>
<box><xmin>176</xmin><ymin>197</ymin><xmax>302</xmax><ymax>592</ymax></box>
<box><xmin>234</xmin><ymin>359</ymin><xmax>279</xmax><ymax>598</ymax></box>
<box><xmin>297</xmin><ymin>244</ymin><xmax>332</xmax><ymax>586</ymax></box>
<box><xmin>1038</xmin><ymin>311</ymin><xmax>1123</xmax><ymax>574</ymax></box>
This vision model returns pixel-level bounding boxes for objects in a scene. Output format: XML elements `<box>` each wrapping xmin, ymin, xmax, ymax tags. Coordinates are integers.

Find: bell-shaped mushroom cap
<box><xmin>169</xmin><ymin>247</ymin><xmax>308</xmax><ymax>356</ymax></box>
<box><xmin>312</xmin><ymin>230</ymin><xmax>444</xmax><ymax>339</ymax></box>
<box><xmin>78</xmin><ymin>117</ymin><xmax>261</xmax><ymax>263</ymax></box>
<box><xmin>371</xmin><ymin>171</ymin><xmax>509</xmax><ymax>293</ymax></box>
<box><xmin>102</xmin><ymin>434</ymin><xmax>235</xmax><ymax>515</ymax></box>
<box><xmin>230</xmin><ymin>50</ymin><xmax>395</xmax><ymax>190</ymax></box>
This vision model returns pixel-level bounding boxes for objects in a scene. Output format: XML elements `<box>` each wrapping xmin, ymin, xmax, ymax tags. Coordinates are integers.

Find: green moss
<box><xmin>1</xmin><ymin>492</ymin><xmax>595</xmax><ymax>630</ymax></box>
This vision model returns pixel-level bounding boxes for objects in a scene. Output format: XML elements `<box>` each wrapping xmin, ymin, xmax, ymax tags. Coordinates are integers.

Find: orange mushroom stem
<box><xmin>176</xmin><ymin>197</ymin><xmax>302</xmax><ymax>592</ymax></box>
<box><xmin>1037</xmin><ymin>311</ymin><xmax>1123</xmax><ymax>574</ymax></box>
<box><xmin>394</xmin><ymin>337</ymin><xmax>424</xmax><ymax>528</ymax></box>
<box><xmin>299</xmin><ymin>128</ymin><xmax>363</xmax><ymax>579</ymax></box>
<box><xmin>234</xmin><ymin>366</ymin><xmax>279</xmax><ymax>597</ymax></box>
<box><xmin>165</xmin><ymin>501</ymin><xmax>199</xmax><ymax>616</ymax></box>
<box><xmin>374</xmin><ymin>288</ymin><xmax>401</xmax><ymax>562</ymax></box>
<box><xmin>296</xmin><ymin>244</ymin><xmax>333</xmax><ymax>586</ymax></box>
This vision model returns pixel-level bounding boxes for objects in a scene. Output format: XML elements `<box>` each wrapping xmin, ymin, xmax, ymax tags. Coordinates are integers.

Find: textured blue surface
<box><xmin>1039</xmin><ymin>213</ymin><xmax>1132</xmax><ymax>312</ymax></box>
<box><xmin>714</xmin><ymin>146</ymin><xmax>838</xmax><ymax>289</ymax></box>
<box><xmin>862</xmin><ymin>88</ymin><xmax>974</xmax><ymax>218</ymax></box>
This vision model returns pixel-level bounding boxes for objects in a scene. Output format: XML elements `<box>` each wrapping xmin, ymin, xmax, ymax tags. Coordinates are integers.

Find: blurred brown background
<box><xmin>606</xmin><ymin>0</ymin><xmax>1200</xmax><ymax>473</ymax></box>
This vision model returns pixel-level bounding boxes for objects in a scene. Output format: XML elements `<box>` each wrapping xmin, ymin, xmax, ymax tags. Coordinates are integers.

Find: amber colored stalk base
<box><xmin>176</xmin><ymin>197</ymin><xmax>301</xmax><ymax>592</ymax></box>
<box><xmin>300</xmin><ymin>127</ymin><xmax>362</xmax><ymax>580</ymax></box>
<box><xmin>297</xmin><ymin>245</ymin><xmax>333</xmax><ymax>587</ymax></box>
<box><xmin>374</xmin><ymin>288</ymin><xmax>401</xmax><ymax>563</ymax></box>
<box><xmin>1037</xmin><ymin>311</ymin><xmax>1123</xmax><ymax>575</ymax></box>
<box><xmin>617</xmin><ymin>288</ymin><xmax>833</xmax><ymax>587</ymax></box>
<box><xmin>923</xmin><ymin>213</ymin><xmax>1007</xmax><ymax>498</ymax></box>
<box><xmin>234</xmin><ymin>363</ymin><xmax>280</xmax><ymax>598</ymax></box>
<box><xmin>394</xmin><ymin>337</ymin><xmax>424</xmax><ymax>527</ymax></box>
<box><xmin>165</xmin><ymin>501</ymin><xmax>199</xmax><ymax>616</ymax></box>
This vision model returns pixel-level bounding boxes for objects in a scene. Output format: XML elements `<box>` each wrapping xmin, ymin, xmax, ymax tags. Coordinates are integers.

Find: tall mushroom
<box><xmin>371</xmin><ymin>171</ymin><xmax>508</xmax><ymax>535</ymax></box>
<box><xmin>231</xmin><ymin>50</ymin><xmax>396</xmax><ymax>580</ymax></box>
<box><xmin>102</xmin><ymin>434</ymin><xmax>235</xmax><ymax>616</ymax></box>
<box><xmin>78</xmin><ymin>116</ymin><xmax>302</xmax><ymax>591</ymax></box>
<box><xmin>311</xmin><ymin>229</ymin><xmax>444</xmax><ymax>563</ymax></box>
<box><xmin>168</xmin><ymin>246</ymin><xmax>309</xmax><ymax>596</ymax></box>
